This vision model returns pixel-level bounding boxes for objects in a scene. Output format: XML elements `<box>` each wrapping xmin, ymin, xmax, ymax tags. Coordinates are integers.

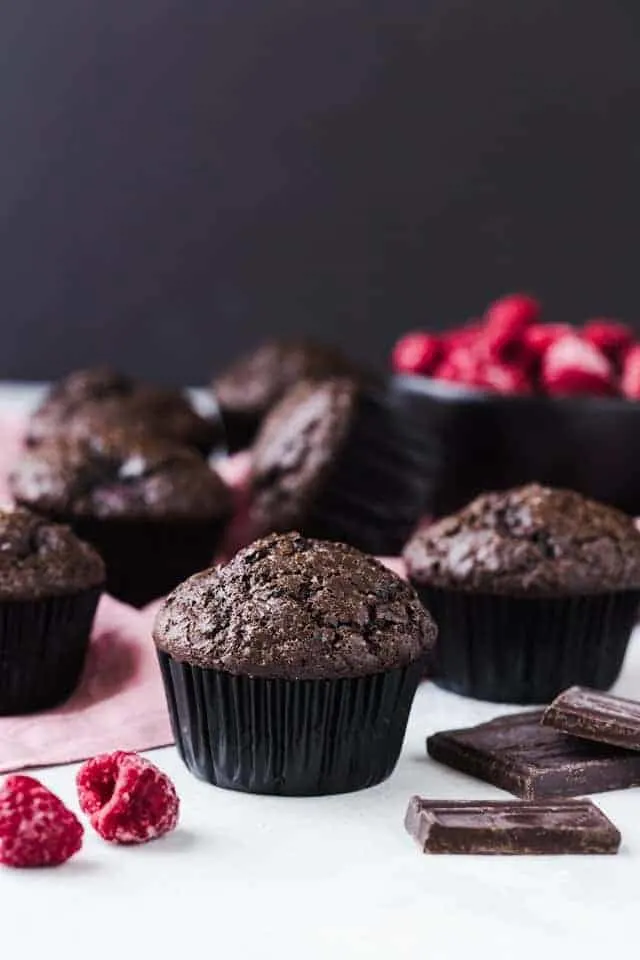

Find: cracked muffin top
<box><xmin>247</xmin><ymin>377</ymin><xmax>357</xmax><ymax>538</ymax></box>
<box><xmin>0</xmin><ymin>507</ymin><xmax>105</xmax><ymax>600</ymax></box>
<box><xmin>404</xmin><ymin>483</ymin><xmax>640</xmax><ymax>596</ymax></box>
<box><xmin>212</xmin><ymin>340</ymin><xmax>360</xmax><ymax>423</ymax></box>
<box><xmin>10</xmin><ymin>430</ymin><xmax>232</xmax><ymax>522</ymax></box>
<box><xmin>26</xmin><ymin>367</ymin><xmax>219</xmax><ymax>456</ymax></box>
<box><xmin>153</xmin><ymin>531</ymin><xmax>437</xmax><ymax>679</ymax></box>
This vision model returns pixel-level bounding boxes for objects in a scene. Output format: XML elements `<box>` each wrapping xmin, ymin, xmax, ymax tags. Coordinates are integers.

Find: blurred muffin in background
<box><xmin>246</xmin><ymin>376</ymin><xmax>429</xmax><ymax>557</ymax></box>
<box><xmin>26</xmin><ymin>367</ymin><xmax>223</xmax><ymax>457</ymax></box>
<box><xmin>10</xmin><ymin>428</ymin><xmax>232</xmax><ymax>607</ymax></box>
<box><xmin>211</xmin><ymin>339</ymin><xmax>365</xmax><ymax>451</ymax></box>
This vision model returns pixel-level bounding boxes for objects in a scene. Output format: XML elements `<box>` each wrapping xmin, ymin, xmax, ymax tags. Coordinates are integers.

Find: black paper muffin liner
<box><xmin>301</xmin><ymin>386</ymin><xmax>435</xmax><ymax>557</ymax></box>
<box><xmin>414</xmin><ymin>585</ymin><xmax>640</xmax><ymax>704</ymax></box>
<box><xmin>158</xmin><ymin>652</ymin><xmax>426</xmax><ymax>795</ymax></box>
<box><xmin>66</xmin><ymin>516</ymin><xmax>228</xmax><ymax>608</ymax></box>
<box><xmin>0</xmin><ymin>587</ymin><xmax>102</xmax><ymax>715</ymax></box>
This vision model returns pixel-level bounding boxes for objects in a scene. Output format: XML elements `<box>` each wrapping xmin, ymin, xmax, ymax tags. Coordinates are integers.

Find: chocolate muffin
<box><xmin>10</xmin><ymin>430</ymin><xmax>232</xmax><ymax>608</ymax></box>
<box><xmin>0</xmin><ymin>507</ymin><xmax>104</xmax><ymax>714</ymax></box>
<box><xmin>211</xmin><ymin>339</ymin><xmax>362</xmax><ymax>450</ymax></box>
<box><xmin>154</xmin><ymin>531</ymin><xmax>437</xmax><ymax>795</ymax></box>
<box><xmin>404</xmin><ymin>484</ymin><xmax>640</xmax><ymax>703</ymax></box>
<box><xmin>26</xmin><ymin>367</ymin><xmax>222</xmax><ymax>457</ymax></box>
<box><xmin>247</xmin><ymin>377</ymin><xmax>429</xmax><ymax>556</ymax></box>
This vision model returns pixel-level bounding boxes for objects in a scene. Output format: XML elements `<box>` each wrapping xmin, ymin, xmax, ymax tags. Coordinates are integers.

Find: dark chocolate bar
<box><xmin>427</xmin><ymin>711</ymin><xmax>640</xmax><ymax>799</ymax></box>
<box><xmin>543</xmin><ymin>686</ymin><xmax>640</xmax><ymax>752</ymax></box>
<box><xmin>404</xmin><ymin>797</ymin><xmax>621</xmax><ymax>855</ymax></box>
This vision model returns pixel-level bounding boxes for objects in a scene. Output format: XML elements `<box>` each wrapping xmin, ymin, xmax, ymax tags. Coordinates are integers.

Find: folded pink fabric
<box><xmin>0</xmin><ymin>596</ymin><xmax>173</xmax><ymax>772</ymax></box>
<box><xmin>0</xmin><ymin>414</ymin><xmax>405</xmax><ymax>773</ymax></box>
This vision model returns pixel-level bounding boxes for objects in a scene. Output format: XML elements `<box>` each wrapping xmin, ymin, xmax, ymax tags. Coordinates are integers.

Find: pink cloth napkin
<box><xmin>0</xmin><ymin>414</ymin><xmax>406</xmax><ymax>773</ymax></box>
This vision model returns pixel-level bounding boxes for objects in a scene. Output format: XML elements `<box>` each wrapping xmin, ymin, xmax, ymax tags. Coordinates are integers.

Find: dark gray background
<box><xmin>1</xmin><ymin>0</ymin><xmax>639</xmax><ymax>384</ymax></box>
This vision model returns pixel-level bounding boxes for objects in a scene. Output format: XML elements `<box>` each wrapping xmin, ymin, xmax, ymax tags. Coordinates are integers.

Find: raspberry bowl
<box><xmin>390</xmin><ymin>297</ymin><xmax>640</xmax><ymax>518</ymax></box>
<box><xmin>391</xmin><ymin>374</ymin><xmax>640</xmax><ymax>517</ymax></box>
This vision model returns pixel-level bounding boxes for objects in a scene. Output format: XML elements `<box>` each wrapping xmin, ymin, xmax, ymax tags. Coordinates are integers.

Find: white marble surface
<box><xmin>0</xmin><ymin>383</ymin><xmax>637</xmax><ymax>960</ymax></box>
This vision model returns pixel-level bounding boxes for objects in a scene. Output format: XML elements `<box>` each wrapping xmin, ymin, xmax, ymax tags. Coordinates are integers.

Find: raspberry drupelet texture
<box><xmin>76</xmin><ymin>751</ymin><xmax>179</xmax><ymax>845</ymax></box>
<box><xmin>0</xmin><ymin>775</ymin><xmax>83</xmax><ymax>867</ymax></box>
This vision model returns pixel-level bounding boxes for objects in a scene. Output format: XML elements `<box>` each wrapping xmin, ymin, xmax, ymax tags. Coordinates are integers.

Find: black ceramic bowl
<box><xmin>391</xmin><ymin>374</ymin><xmax>640</xmax><ymax>517</ymax></box>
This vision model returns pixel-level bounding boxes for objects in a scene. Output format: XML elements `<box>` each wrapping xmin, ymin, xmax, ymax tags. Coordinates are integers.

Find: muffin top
<box><xmin>212</xmin><ymin>340</ymin><xmax>360</xmax><ymax>419</ymax></box>
<box><xmin>10</xmin><ymin>430</ymin><xmax>232</xmax><ymax>521</ymax></box>
<box><xmin>404</xmin><ymin>483</ymin><xmax>640</xmax><ymax>596</ymax></box>
<box><xmin>0</xmin><ymin>507</ymin><xmax>105</xmax><ymax>600</ymax></box>
<box><xmin>153</xmin><ymin>531</ymin><xmax>437</xmax><ymax>679</ymax></box>
<box><xmin>26</xmin><ymin>367</ymin><xmax>219</xmax><ymax>455</ymax></box>
<box><xmin>247</xmin><ymin>378</ymin><xmax>358</xmax><ymax>538</ymax></box>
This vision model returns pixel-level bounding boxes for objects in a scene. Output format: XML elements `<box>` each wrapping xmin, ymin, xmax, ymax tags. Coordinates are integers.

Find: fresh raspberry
<box><xmin>475</xmin><ymin>362</ymin><xmax>531</xmax><ymax>395</ymax></box>
<box><xmin>0</xmin><ymin>775</ymin><xmax>83</xmax><ymax>868</ymax></box>
<box><xmin>583</xmin><ymin>319</ymin><xmax>634</xmax><ymax>364</ymax></box>
<box><xmin>391</xmin><ymin>332</ymin><xmax>441</xmax><ymax>375</ymax></box>
<box><xmin>621</xmin><ymin>345</ymin><xmax>640</xmax><ymax>399</ymax></box>
<box><xmin>542</xmin><ymin>334</ymin><xmax>616</xmax><ymax>397</ymax></box>
<box><xmin>76</xmin><ymin>751</ymin><xmax>179</xmax><ymax>845</ymax></box>
<box><xmin>484</xmin><ymin>292</ymin><xmax>539</xmax><ymax>336</ymax></box>
<box><xmin>434</xmin><ymin>347</ymin><xmax>484</xmax><ymax>386</ymax></box>
<box><xmin>441</xmin><ymin>321</ymin><xmax>484</xmax><ymax>352</ymax></box>
<box><xmin>434</xmin><ymin>350</ymin><xmax>530</xmax><ymax>395</ymax></box>
<box><xmin>523</xmin><ymin>323</ymin><xmax>573</xmax><ymax>356</ymax></box>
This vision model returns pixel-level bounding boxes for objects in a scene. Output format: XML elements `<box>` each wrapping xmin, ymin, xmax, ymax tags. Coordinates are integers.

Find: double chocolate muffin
<box><xmin>27</xmin><ymin>367</ymin><xmax>222</xmax><ymax>457</ymax></box>
<box><xmin>10</xmin><ymin>430</ymin><xmax>232</xmax><ymax>607</ymax></box>
<box><xmin>404</xmin><ymin>483</ymin><xmax>640</xmax><ymax>703</ymax></box>
<box><xmin>247</xmin><ymin>377</ymin><xmax>429</xmax><ymax>556</ymax></box>
<box><xmin>211</xmin><ymin>339</ymin><xmax>362</xmax><ymax>450</ymax></box>
<box><xmin>0</xmin><ymin>507</ymin><xmax>105</xmax><ymax>713</ymax></box>
<box><xmin>154</xmin><ymin>531</ymin><xmax>437</xmax><ymax>795</ymax></box>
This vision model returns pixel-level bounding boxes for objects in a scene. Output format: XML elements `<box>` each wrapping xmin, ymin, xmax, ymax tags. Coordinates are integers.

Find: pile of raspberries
<box><xmin>392</xmin><ymin>294</ymin><xmax>640</xmax><ymax>398</ymax></box>
<box><xmin>0</xmin><ymin>751</ymin><xmax>179</xmax><ymax>868</ymax></box>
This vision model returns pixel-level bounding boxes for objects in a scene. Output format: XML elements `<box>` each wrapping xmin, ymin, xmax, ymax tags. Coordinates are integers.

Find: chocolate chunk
<box><xmin>427</xmin><ymin>711</ymin><xmax>640</xmax><ymax>798</ymax></box>
<box><xmin>404</xmin><ymin>797</ymin><xmax>621</xmax><ymax>855</ymax></box>
<box><xmin>543</xmin><ymin>686</ymin><xmax>640</xmax><ymax>752</ymax></box>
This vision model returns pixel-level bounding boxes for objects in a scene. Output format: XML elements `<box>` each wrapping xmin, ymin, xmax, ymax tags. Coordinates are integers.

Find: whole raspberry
<box><xmin>542</xmin><ymin>334</ymin><xmax>616</xmax><ymax>397</ymax></box>
<box><xmin>0</xmin><ymin>775</ymin><xmax>83</xmax><ymax>868</ymax></box>
<box><xmin>441</xmin><ymin>321</ymin><xmax>484</xmax><ymax>352</ymax></box>
<box><xmin>475</xmin><ymin>362</ymin><xmax>531</xmax><ymax>395</ymax></box>
<box><xmin>621</xmin><ymin>344</ymin><xmax>640</xmax><ymax>400</ymax></box>
<box><xmin>391</xmin><ymin>332</ymin><xmax>441</xmax><ymax>375</ymax></box>
<box><xmin>434</xmin><ymin>347</ymin><xmax>484</xmax><ymax>386</ymax></box>
<box><xmin>523</xmin><ymin>323</ymin><xmax>573</xmax><ymax>356</ymax></box>
<box><xmin>76</xmin><ymin>751</ymin><xmax>179</xmax><ymax>845</ymax></box>
<box><xmin>484</xmin><ymin>292</ymin><xmax>539</xmax><ymax>336</ymax></box>
<box><xmin>583</xmin><ymin>319</ymin><xmax>634</xmax><ymax>364</ymax></box>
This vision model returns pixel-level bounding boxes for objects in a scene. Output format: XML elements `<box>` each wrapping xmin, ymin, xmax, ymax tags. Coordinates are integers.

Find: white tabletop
<box><xmin>0</xmin><ymin>384</ymin><xmax>636</xmax><ymax>960</ymax></box>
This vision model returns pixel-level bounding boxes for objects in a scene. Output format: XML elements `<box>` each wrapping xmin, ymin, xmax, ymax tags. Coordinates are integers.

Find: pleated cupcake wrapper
<box><xmin>158</xmin><ymin>652</ymin><xmax>426</xmax><ymax>796</ymax></box>
<box><xmin>66</xmin><ymin>515</ymin><xmax>228</xmax><ymax>608</ymax></box>
<box><xmin>0</xmin><ymin>587</ymin><xmax>102</xmax><ymax>715</ymax></box>
<box><xmin>303</xmin><ymin>386</ymin><xmax>433</xmax><ymax>557</ymax></box>
<box><xmin>416</xmin><ymin>585</ymin><xmax>640</xmax><ymax>705</ymax></box>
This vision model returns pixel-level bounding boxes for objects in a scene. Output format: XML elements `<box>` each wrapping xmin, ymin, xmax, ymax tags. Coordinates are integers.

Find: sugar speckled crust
<box><xmin>153</xmin><ymin>531</ymin><xmax>437</xmax><ymax>679</ymax></box>
<box><xmin>10</xmin><ymin>431</ymin><xmax>232</xmax><ymax>522</ymax></box>
<box><xmin>26</xmin><ymin>367</ymin><xmax>218</xmax><ymax>454</ymax></box>
<box><xmin>0</xmin><ymin>507</ymin><xmax>104</xmax><ymax>600</ymax></box>
<box><xmin>404</xmin><ymin>483</ymin><xmax>640</xmax><ymax>596</ymax></box>
<box><xmin>212</xmin><ymin>339</ymin><xmax>360</xmax><ymax>422</ymax></box>
<box><xmin>247</xmin><ymin>378</ymin><xmax>357</xmax><ymax>538</ymax></box>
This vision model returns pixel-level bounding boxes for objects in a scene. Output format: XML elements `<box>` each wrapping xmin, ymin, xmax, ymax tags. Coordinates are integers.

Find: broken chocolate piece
<box><xmin>427</xmin><ymin>711</ymin><xmax>640</xmax><ymax>798</ymax></box>
<box><xmin>404</xmin><ymin>797</ymin><xmax>621</xmax><ymax>855</ymax></box>
<box><xmin>543</xmin><ymin>686</ymin><xmax>640</xmax><ymax>752</ymax></box>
